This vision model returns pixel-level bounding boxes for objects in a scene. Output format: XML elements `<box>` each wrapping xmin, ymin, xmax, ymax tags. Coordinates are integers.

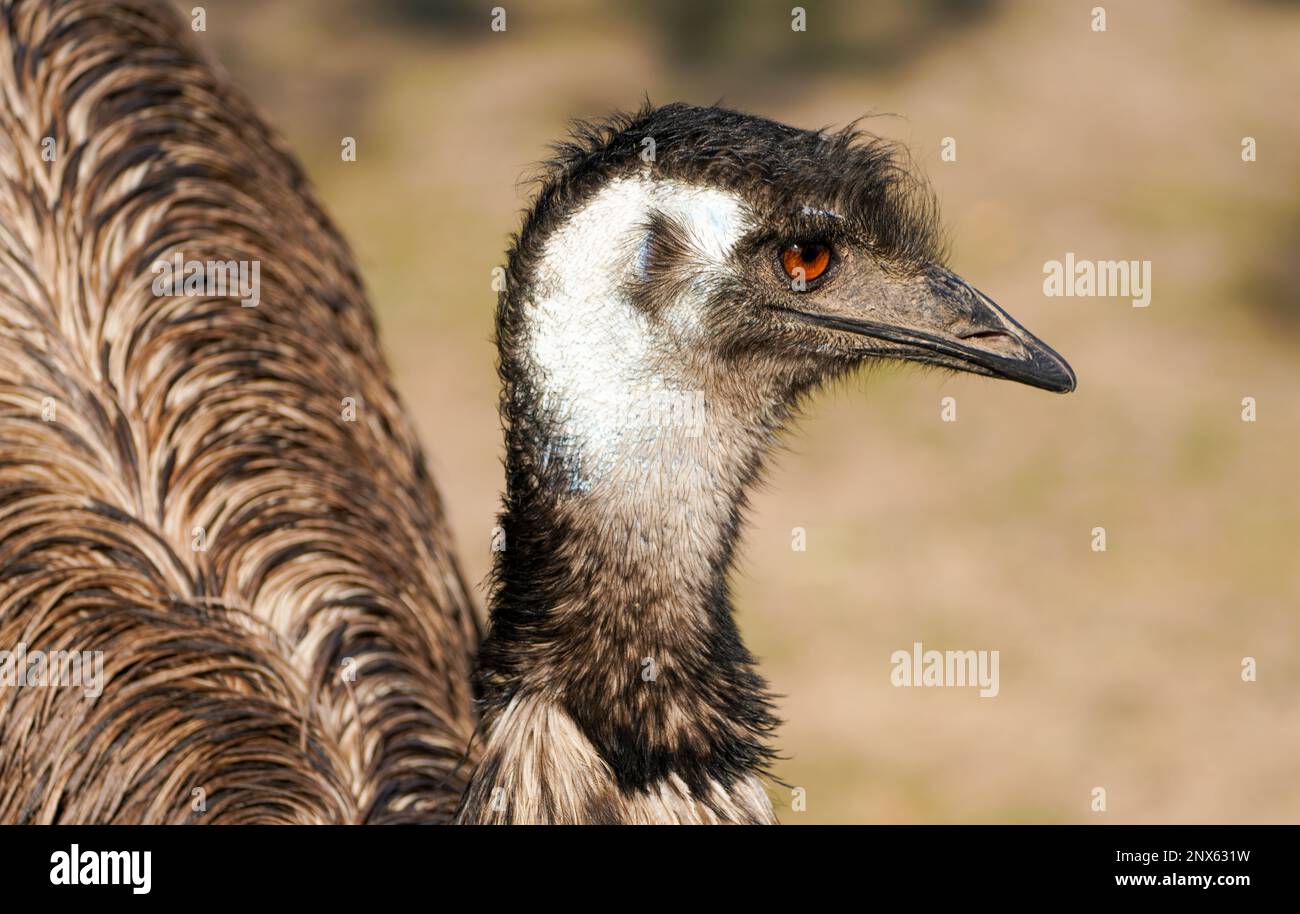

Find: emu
<box><xmin>0</xmin><ymin>1</ymin><xmax>1073</xmax><ymax>824</ymax></box>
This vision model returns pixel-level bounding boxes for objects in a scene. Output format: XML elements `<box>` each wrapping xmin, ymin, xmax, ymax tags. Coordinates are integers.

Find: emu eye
<box><xmin>780</xmin><ymin>242</ymin><xmax>832</xmax><ymax>286</ymax></box>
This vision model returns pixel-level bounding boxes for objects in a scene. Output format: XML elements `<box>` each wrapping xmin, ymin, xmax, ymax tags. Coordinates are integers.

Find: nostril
<box><xmin>957</xmin><ymin>328</ymin><xmax>1022</xmax><ymax>356</ymax></box>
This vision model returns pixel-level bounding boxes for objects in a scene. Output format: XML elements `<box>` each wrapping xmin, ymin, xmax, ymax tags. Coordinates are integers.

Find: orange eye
<box><xmin>780</xmin><ymin>242</ymin><xmax>832</xmax><ymax>285</ymax></box>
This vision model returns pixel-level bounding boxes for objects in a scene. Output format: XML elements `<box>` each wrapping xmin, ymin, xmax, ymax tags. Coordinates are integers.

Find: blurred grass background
<box><xmin>205</xmin><ymin>0</ymin><xmax>1300</xmax><ymax>823</ymax></box>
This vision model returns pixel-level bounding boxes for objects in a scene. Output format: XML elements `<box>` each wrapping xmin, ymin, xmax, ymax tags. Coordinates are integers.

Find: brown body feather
<box><xmin>0</xmin><ymin>0</ymin><xmax>479</xmax><ymax>823</ymax></box>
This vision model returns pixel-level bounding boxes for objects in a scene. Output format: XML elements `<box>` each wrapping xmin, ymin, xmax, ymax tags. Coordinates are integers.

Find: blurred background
<box><xmin>206</xmin><ymin>0</ymin><xmax>1300</xmax><ymax>823</ymax></box>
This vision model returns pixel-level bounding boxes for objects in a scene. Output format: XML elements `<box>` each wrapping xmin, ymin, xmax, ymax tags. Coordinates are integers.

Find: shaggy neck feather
<box><xmin>461</xmin><ymin>413</ymin><xmax>780</xmax><ymax>824</ymax></box>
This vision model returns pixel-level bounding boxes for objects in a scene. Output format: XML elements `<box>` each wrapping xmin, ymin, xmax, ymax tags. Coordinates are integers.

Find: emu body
<box><xmin>0</xmin><ymin>0</ymin><xmax>477</xmax><ymax>822</ymax></box>
<box><xmin>0</xmin><ymin>2</ymin><xmax>1073</xmax><ymax>824</ymax></box>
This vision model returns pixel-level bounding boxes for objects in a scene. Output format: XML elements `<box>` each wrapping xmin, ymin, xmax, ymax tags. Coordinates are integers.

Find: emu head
<box><xmin>502</xmin><ymin>103</ymin><xmax>1075</xmax><ymax>493</ymax></box>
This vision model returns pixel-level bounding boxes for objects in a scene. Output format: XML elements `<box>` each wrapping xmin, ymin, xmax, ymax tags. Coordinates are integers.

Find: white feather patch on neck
<box><xmin>523</xmin><ymin>173</ymin><xmax>751</xmax><ymax>492</ymax></box>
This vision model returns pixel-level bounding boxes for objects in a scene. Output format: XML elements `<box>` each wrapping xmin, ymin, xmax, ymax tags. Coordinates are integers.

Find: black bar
<box><xmin>1</xmin><ymin>825</ymin><xmax>1285</xmax><ymax>899</ymax></box>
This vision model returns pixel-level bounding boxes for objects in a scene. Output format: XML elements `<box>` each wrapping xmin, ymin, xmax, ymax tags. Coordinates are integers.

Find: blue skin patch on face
<box><xmin>635</xmin><ymin>232</ymin><xmax>652</xmax><ymax>280</ymax></box>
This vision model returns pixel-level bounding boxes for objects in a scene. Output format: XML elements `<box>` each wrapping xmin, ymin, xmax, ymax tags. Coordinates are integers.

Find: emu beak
<box><xmin>918</xmin><ymin>267</ymin><xmax>1076</xmax><ymax>393</ymax></box>
<box><xmin>787</xmin><ymin>265</ymin><xmax>1077</xmax><ymax>393</ymax></box>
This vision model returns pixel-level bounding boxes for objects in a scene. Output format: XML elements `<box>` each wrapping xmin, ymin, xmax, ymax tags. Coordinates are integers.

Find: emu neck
<box><xmin>464</xmin><ymin>366</ymin><xmax>782</xmax><ymax>823</ymax></box>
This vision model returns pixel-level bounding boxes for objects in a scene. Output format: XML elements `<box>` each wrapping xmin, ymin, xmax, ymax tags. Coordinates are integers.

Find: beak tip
<box><xmin>1025</xmin><ymin>351</ymin><xmax>1076</xmax><ymax>394</ymax></box>
<box><xmin>1045</xmin><ymin>357</ymin><xmax>1077</xmax><ymax>394</ymax></box>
